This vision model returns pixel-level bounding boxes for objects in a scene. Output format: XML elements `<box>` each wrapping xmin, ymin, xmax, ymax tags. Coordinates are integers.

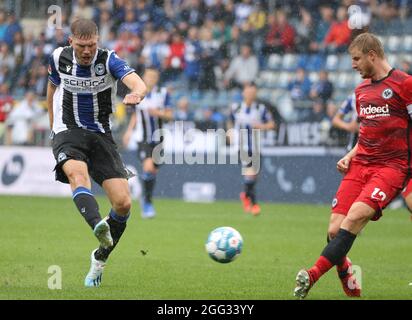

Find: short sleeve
<box><xmin>108</xmin><ymin>51</ymin><xmax>135</xmax><ymax>80</ymax></box>
<box><xmin>48</xmin><ymin>52</ymin><xmax>61</xmax><ymax>86</ymax></box>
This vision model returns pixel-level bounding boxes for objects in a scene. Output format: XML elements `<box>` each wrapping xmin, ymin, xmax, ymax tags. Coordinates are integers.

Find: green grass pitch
<box><xmin>0</xmin><ymin>195</ymin><xmax>411</xmax><ymax>300</ymax></box>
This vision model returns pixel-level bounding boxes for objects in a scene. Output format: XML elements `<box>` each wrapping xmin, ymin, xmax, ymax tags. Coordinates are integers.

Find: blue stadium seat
<box><xmin>305</xmin><ymin>54</ymin><xmax>325</xmax><ymax>72</ymax></box>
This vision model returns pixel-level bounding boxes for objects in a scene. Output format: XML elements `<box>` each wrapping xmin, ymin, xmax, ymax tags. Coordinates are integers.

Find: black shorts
<box><xmin>52</xmin><ymin>129</ymin><xmax>129</xmax><ymax>185</ymax></box>
<box><xmin>138</xmin><ymin>141</ymin><xmax>163</xmax><ymax>167</ymax></box>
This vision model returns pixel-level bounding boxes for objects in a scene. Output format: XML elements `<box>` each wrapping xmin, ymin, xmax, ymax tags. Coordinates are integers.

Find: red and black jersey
<box><xmin>354</xmin><ymin>69</ymin><xmax>412</xmax><ymax>172</ymax></box>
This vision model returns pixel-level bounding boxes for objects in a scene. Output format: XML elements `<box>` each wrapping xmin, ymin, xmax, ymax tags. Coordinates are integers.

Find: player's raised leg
<box><xmin>294</xmin><ymin>202</ymin><xmax>373</xmax><ymax>299</ymax></box>
<box><xmin>63</xmin><ymin>159</ymin><xmax>113</xmax><ymax>248</ymax></box>
<box><xmin>327</xmin><ymin>213</ymin><xmax>361</xmax><ymax>297</ymax></box>
<box><xmin>85</xmin><ymin>178</ymin><xmax>131</xmax><ymax>287</ymax></box>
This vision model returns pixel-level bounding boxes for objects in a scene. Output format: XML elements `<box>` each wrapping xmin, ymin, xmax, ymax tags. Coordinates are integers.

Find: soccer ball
<box><xmin>205</xmin><ymin>226</ymin><xmax>243</xmax><ymax>263</ymax></box>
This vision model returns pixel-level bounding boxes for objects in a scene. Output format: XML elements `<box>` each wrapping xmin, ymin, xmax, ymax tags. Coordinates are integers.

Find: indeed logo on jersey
<box><xmin>359</xmin><ymin>104</ymin><xmax>390</xmax><ymax>118</ymax></box>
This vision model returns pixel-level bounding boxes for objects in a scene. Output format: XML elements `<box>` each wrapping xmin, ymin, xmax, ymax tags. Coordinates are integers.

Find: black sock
<box><xmin>141</xmin><ymin>171</ymin><xmax>156</xmax><ymax>203</ymax></box>
<box><xmin>94</xmin><ymin>209</ymin><xmax>130</xmax><ymax>261</ymax></box>
<box><xmin>72</xmin><ymin>187</ymin><xmax>102</xmax><ymax>229</ymax></box>
<box><xmin>321</xmin><ymin>228</ymin><xmax>357</xmax><ymax>265</ymax></box>
<box><xmin>244</xmin><ymin>178</ymin><xmax>257</xmax><ymax>204</ymax></box>
<box><xmin>327</xmin><ymin>233</ymin><xmax>345</xmax><ymax>266</ymax></box>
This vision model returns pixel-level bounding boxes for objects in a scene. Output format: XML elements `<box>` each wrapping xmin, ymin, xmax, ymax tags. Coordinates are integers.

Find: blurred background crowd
<box><xmin>1</xmin><ymin>0</ymin><xmax>412</xmax><ymax>147</ymax></box>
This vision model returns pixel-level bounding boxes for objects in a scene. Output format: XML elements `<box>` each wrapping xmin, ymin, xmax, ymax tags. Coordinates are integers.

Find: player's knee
<box><xmin>113</xmin><ymin>195</ymin><xmax>132</xmax><ymax>214</ymax></box>
<box><xmin>66</xmin><ymin>171</ymin><xmax>89</xmax><ymax>187</ymax></box>
<box><xmin>327</xmin><ymin>229</ymin><xmax>338</xmax><ymax>240</ymax></box>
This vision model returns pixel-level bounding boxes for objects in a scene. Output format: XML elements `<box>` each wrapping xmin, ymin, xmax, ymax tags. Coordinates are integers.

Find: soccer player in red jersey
<box><xmin>294</xmin><ymin>33</ymin><xmax>412</xmax><ymax>299</ymax></box>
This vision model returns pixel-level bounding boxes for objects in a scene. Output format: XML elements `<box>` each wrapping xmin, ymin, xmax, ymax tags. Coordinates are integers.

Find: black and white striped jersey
<box><xmin>48</xmin><ymin>46</ymin><xmax>135</xmax><ymax>134</ymax></box>
<box><xmin>229</xmin><ymin>101</ymin><xmax>272</xmax><ymax>153</ymax></box>
<box><xmin>134</xmin><ymin>86</ymin><xmax>171</xmax><ymax>143</ymax></box>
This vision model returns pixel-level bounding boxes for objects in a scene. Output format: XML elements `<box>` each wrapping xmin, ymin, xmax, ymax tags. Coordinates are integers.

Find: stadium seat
<box><xmin>338</xmin><ymin>55</ymin><xmax>352</xmax><ymax>72</ymax></box>
<box><xmin>267</xmin><ymin>54</ymin><xmax>282</xmax><ymax>70</ymax></box>
<box><xmin>257</xmin><ymin>71</ymin><xmax>273</xmax><ymax>88</ymax></box>
<box><xmin>282</xmin><ymin>54</ymin><xmax>298</xmax><ymax>71</ymax></box>
<box><xmin>306</xmin><ymin>54</ymin><xmax>325</xmax><ymax>72</ymax></box>
<box><xmin>335</xmin><ymin>73</ymin><xmax>352</xmax><ymax>90</ymax></box>
<box><xmin>386</xmin><ymin>35</ymin><xmax>401</xmax><ymax>53</ymax></box>
<box><xmin>308</xmin><ymin>72</ymin><xmax>319</xmax><ymax>83</ymax></box>
<box><xmin>325</xmin><ymin>54</ymin><xmax>339</xmax><ymax>72</ymax></box>
<box><xmin>386</xmin><ymin>54</ymin><xmax>398</xmax><ymax>68</ymax></box>
<box><xmin>402</xmin><ymin>35</ymin><xmax>412</xmax><ymax>53</ymax></box>
<box><xmin>278</xmin><ymin>72</ymin><xmax>291</xmax><ymax>89</ymax></box>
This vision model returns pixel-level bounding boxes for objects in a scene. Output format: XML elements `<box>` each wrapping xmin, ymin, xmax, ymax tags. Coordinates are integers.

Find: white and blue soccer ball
<box><xmin>205</xmin><ymin>226</ymin><xmax>243</xmax><ymax>263</ymax></box>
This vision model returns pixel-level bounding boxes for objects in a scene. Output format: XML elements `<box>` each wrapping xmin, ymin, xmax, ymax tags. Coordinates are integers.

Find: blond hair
<box><xmin>349</xmin><ymin>33</ymin><xmax>385</xmax><ymax>58</ymax></box>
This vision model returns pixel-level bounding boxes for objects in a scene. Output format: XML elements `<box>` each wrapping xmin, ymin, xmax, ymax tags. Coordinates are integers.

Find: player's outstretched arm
<box><xmin>47</xmin><ymin>81</ymin><xmax>57</xmax><ymax>130</ymax></box>
<box><xmin>122</xmin><ymin>72</ymin><xmax>147</xmax><ymax>106</ymax></box>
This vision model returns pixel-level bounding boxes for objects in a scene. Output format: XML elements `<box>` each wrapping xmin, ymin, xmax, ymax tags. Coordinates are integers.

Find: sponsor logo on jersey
<box><xmin>66</xmin><ymin>65</ymin><xmax>72</xmax><ymax>73</ymax></box>
<box><xmin>382</xmin><ymin>88</ymin><xmax>393</xmax><ymax>99</ymax></box>
<box><xmin>63</xmin><ymin>77</ymin><xmax>106</xmax><ymax>88</ymax></box>
<box><xmin>359</xmin><ymin>104</ymin><xmax>390</xmax><ymax>118</ymax></box>
<box><xmin>95</xmin><ymin>63</ymin><xmax>105</xmax><ymax>76</ymax></box>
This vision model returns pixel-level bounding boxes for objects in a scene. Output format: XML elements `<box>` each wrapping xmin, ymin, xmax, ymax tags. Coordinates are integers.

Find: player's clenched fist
<box><xmin>336</xmin><ymin>156</ymin><xmax>351</xmax><ymax>174</ymax></box>
<box><xmin>123</xmin><ymin>93</ymin><xmax>144</xmax><ymax>105</ymax></box>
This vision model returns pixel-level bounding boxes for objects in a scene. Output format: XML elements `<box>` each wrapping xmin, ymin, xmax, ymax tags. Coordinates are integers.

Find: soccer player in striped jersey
<box><xmin>227</xmin><ymin>82</ymin><xmax>275</xmax><ymax>216</ymax></box>
<box><xmin>47</xmin><ymin>19</ymin><xmax>147</xmax><ymax>287</ymax></box>
<box><xmin>331</xmin><ymin>93</ymin><xmax>359</xmax><ymax>151</ymax></box>
<box><xmin>122</xmin><ymin>67</ymin><xmax>173</xmax><ymax>218</ymax></box>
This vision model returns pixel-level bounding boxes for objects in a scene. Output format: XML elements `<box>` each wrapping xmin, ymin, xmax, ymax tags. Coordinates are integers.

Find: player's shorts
<box><xmin>138</xmin><ymin>141</ymin><xmax>163</xmax><ymax>167</ymax></box>
<box><xmin>52</xmin><ymin>128</ymin><xmax>129</xmax><ymax>186</ymax></box>
<box><xmin>331</xmin><ymin>162</ymin><xmax>407</xmax><ymax>221</ymax></box>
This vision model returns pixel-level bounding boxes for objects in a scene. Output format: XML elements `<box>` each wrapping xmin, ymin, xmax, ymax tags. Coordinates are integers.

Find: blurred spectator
<box><xmin>71</xmin><ymin>0</ymin><xmax>94</xmax><ymax>22</ymax></box>
<box><xmin>224</xmin><ymin>44</ymin><xmax>259</xmax><ymax>89</ymax></box>
<box><xmin>375</xmin><ymin>0</ymin><xmax>400</xmax><ymax>22</ymax></box>
<box><xmin>294</xmin><ymin>8</ymin><xmax>318</xmax><ymax>53</ymax></box>
<box><xmin>163</xmin><ymin>31</ymin><xmax>186</xmax><ymax>82</ymax></box>
<box><xmin>174</xmin><ymin>96</ymin><xmax>194</xmax><ymax>121</ymax></box>
<box><xmin>220</xmin><ymin>24</ymin><xmax>242</xmax><ymax>60</ymax></box>
<box><xmin>199</xmin><ymin>26</ymin><xmax>220</xmax><ymax>90</ymax></box>
<box><xmin>0</xmin><ymin>83</ymin><xmax>13</xmax><ymax>142</ymax></box>
<box><xmin>262</xmin><ymin>10</ymin><xmax>295</xmax><ymax>56</ymax></box>
<box><xmin>3</xmin><ymin>12</ymin><xmax>22</xmax><ymax>47</ymax></box>
<box><xmin>98</xmin><ymin>10</ymin><xmax>114</xmax><ymax>47</ymax></box>
<box><xmin>234</xmin><ymin>0</ymin><xmax>253</xmax><ymax>26</ymax></box>
<box><xmin>323</xmin><ymin>6</ymin><xmax>352</xmax><ymax>54</ymax></box>
<box><xmin>119</xmin><ymin>9</ymin><xmax>141</xmax><ymax>35</ymax></box>
<box><xmin>0</xmin><ymin>43</ymin><xmax>15</xmax><ymax>71</ymax></box>
<box><xmin>141</xmin><ymin>29</ymin><xmax>169</xmax><ymax>70</ymax></box>
<box><xmin>313</xmin><ymin>5</ymin><xmax>334</xmax><ymax>53</ymax></box>
<box><xmin>184</xmin><ymin>26</ymin><xmax>202</xmax><ymax>89</ymax></box>
<box><xmin>179</xmin><ymin>0</ymin><xmax>205</xmax><ymax>27</ymax></box>
<box><xmin>5</xmin><ymin>91</ymin><xmax>43</xmax><ymax>146</ymax></box>
<box><xmin>0</xmin><ymin>10</ymin><xmax>7</xmax><ymax>42</ymax></box>
<box><xmin>287</xmin><ymin>67</ymin><xmax>312</xmax><ymax>106</ymax></box>
<box><xmin>310</xmin><ymin>70</ymin><xmax>334</xmax><ymax>104</ymax></box>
